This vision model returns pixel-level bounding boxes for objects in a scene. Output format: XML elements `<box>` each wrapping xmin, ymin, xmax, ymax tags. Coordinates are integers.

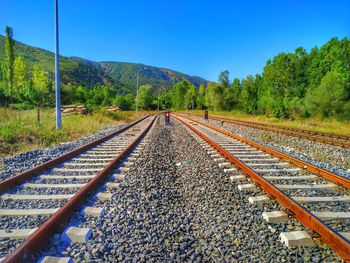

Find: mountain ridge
<box><xmin>0</xmin><ymin>35</ymin><xmax>207</xmax><ymax>92</ymax></box>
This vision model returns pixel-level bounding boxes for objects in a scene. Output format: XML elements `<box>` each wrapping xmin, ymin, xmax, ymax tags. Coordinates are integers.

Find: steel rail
<box><xmin>172</xmin><ymin>114</ymin><xmax>350</xmax><ymax>260</ymax></box>
<box><xmin>181</xmin><ymin>112</ymin><xmax>350</xmax><ymax>148</ymax></box>
<box><xmin>177</xmin><ymin>114</ymin><xmax>350</xmax><ymax>189</ymax></box>
<box><xmin>3</xmin><ymin>115</ymin><xmax>157</xmax><ymax>263</ymax></box>
<box><xmin>0</xmin><ymin>115</ymin><xmax>151</xmax><ymax>193</ymax></box>
<box><xmin>183</xmin><ymin>112</ymin><xmax>350</xmax><ymax>140</ymax></box>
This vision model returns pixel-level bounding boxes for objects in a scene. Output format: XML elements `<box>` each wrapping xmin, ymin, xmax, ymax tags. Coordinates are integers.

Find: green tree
<box><xmin>31</xmin><ymin>64</ymin><xmax>50</xmax><ymax>122</ymax></box>
<box><xmin>170</xmin><ymin>80</ymin><xmax>192</xmax><ymax>109</ymax></box>
<box><xmin>73</xmin><ymin>85</ymin><xmax>87</xmax><ymax>104</ymax></box>
<box><xmin>185</xmin><ymin>83</ymin><xmax>197</xmax><ymax>109</ymax></box>
<box><xmin>113</xmin><ymin>94</ymin><xmax>134</xmax><ymax>110</ymax></box>
<box><xmin>231</xmin><ymin>78</ymin><xmax>241</xmax><ymax>109</ymax></box>
<box><xmin>138</xmin><ymin>84</ymin><xmax>153</xmax><ymax>110</ymax></box>
<box><xmin>205</xmin><ymin>82</ymin><xmax>224</xmax><ymax>111</ymax></box>
<box><xmin>13</xmin><ymin>56</ymin><xmax>29</xmax><ymax>101</ymax></box>
<box><xmin>305</xmin><ymin>70</ymin><xmax>349</xmax><ymax>118</ymax></box>
<box><xmin>240</xmin><ymin>75</ymin><xmax>257</xmax><ymax>113</ymax></box>
<box><xmin>0</xmin><ymin>61</ymin><xmax>6</xmax><ymax>105</ymax></box>
<box><xmin>4</xmin><ymin>26</ymin><xmax>15</xmax><ymax>100</ymax></box>
<box><xmin>218</xmin><ymin>70</ymin><xmax>230</xmax><ymax>88</ymax></box>
<box><xmin>159</xmin><ymin>90</ymin><xmax>172</xmax><ymax>109</ymax></box>
<box><xmin>196</xmin><ymin>84</ymin><xmax>206</xmax><ymax>109</ymax></box>
<box><xmin>307</xmin><ymin>38</ymin><xmax>350</xmax><ymax>90</ymax></box>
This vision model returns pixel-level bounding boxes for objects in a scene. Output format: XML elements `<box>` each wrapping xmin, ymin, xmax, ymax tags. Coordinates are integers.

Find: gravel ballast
<box><xmin>34</xmin><ymin>115</ymin><xmax>340</xmax><ymax>262</ymax></box>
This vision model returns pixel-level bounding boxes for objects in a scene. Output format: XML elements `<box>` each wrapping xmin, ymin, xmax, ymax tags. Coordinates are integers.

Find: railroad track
<box><xmin>180</xmin><ymin>112</ymin><xmax>350</xmax><ymax>148</ymax></box>
<box><xmin>172</xmin><ymin>113</ymin><xmax>350</xmax><ymax>260</ymax></box>
<box><xmin>0</xmin><ymin>115</ymin><xmax>157</xmax><ymax>262</ymax></box>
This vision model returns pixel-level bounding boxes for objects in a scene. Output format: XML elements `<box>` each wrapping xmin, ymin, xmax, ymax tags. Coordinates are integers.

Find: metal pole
<box><xmin>136</xmin><ymin>71</ymin><xmax>139</xmax><ymax>112</ymax></box>
<box><xmin>54</xmin><ymin>0</ymin><xmax>62</xmax><ymax>129</ymax></box>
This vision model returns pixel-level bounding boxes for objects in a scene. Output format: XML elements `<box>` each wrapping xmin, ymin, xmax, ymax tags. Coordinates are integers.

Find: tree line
<box><xmin>1</xmin><ymin>25</ymin><xmax>349</xmax><ymax>120</ymax></box>
<box><xmin>167</xmin><ymin>37</ymin><xmax>350</xmax><ymax>119</ymax></box>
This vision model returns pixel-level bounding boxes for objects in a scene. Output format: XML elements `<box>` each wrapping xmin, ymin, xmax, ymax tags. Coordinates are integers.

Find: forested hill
<box><xmin>0</xmin><ymin>35</ymin><xmax>207</xmax><ymax>90</ymax></box>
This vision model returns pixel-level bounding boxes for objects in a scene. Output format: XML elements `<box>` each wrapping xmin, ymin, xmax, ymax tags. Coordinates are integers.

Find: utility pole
<box><xmin>136</xmin><ymin>71</ymin><xmax>139</xmax><ymax>112</ymax></box>
<box><xmin>157</xmin><ymin>88</ymin><xmax>160</xmax><ymax>111</ymax></box>
<box><xmin>54</xmin><ymin>0</ymin><xmax>62</xmax><ymax>129</ymax></box>
<box><xmin>135</xmin><ymin>67</ymin><xmax>147</xmax><ymax>112</ymax></box>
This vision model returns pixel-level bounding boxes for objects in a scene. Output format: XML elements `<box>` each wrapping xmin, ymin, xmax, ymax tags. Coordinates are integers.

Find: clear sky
<box><xmin>1</xmin><ymin>0</ymin><xmax>349</xmax><ymax>81</ymax></box>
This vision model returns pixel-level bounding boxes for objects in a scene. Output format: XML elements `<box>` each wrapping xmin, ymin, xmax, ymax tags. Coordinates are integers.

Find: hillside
<box><xmin>0</xmin><ymin>35</ymin><xmax>207</xmax><ymax>91</ymax></box>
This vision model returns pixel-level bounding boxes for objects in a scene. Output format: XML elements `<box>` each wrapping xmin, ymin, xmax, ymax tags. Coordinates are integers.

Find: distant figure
<box><xmin>220</xmin><ymin>120</ymin><xmax>224</xmax><ymax>126</ymax></box>
<box><xmin>204</xmin><ymin>110</ymin><xmax>209</xmax><ymax>122</ymax></box>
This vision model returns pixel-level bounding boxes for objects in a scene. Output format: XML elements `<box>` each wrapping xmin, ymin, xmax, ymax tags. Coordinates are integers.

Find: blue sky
<box><xmin>1</xmin><ymin>0</ymin><xmax>349</xmax><ymax>81</ymax></box>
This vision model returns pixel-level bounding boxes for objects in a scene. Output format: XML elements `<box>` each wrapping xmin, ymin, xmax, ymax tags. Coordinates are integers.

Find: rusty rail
<box><xmin>181</xmin><ymin>112</ymin><xmax>350</xmax><ymax>148</ymax></box>
<box><xmin>0</xmin><ymin>115</ymin><xmax>151</xmax><ymax>193</ymax></box>
<box><xmin>177</xmin><ymin>115</ymin><xmax>350</xmax><ymax>189</ymax></box>
<box><xmin>172</xmin><ymin>114</ymin><xmax>350</xmax><ymax>260</ymax></box>
<box><xmin>3</xmin><ymin>115</ymin><xmax>157</xmax><ymax>263</ymax></box>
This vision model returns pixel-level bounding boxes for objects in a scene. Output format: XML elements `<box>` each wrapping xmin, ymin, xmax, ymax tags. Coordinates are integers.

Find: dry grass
<box><xmin>0</xmin><ymin>108</ymin><xmax>148</xmax><ymax>157</ymax></box>
<box><xmin>184</xmin><ymin>110</ymin><xmax>350</xmax><ymax>135</ymax></box>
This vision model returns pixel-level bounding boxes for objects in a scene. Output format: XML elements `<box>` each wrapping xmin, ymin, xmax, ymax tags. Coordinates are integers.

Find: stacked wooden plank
<box><xmin>61</xmin><ymin>105</ymin><xmax>87</xmax><ymax>116</ymax></box>
<box><xmin>105</xmin><ymin>106</ymin><xmax>120</xmax><ymax>112</ymax></box>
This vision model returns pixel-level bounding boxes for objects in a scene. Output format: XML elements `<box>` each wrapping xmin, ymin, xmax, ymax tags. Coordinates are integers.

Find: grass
<box><xmin>0</xmin><ymin>108</ymin><xmax>147</xmax><ymax>158</ymax></box>
<box><xmin>183</xmin><ymin>110</ymin><xmax>350</xmax><ymax>135</ymax></box>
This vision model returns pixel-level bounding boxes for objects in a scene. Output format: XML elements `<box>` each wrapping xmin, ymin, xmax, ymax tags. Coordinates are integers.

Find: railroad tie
<box><xmin>235</xmin><ymin>154</ymin><xmax>270</xmax><ymax>158</ymax></box>
<box><xmin>279</xmin><ymin>231</ymin><xmax>315</xmax><ymax>247</ymax></box>
<box><xmin>105</xmin><ymin>182</ymin><xmax>120</xmax><ymax>189</ymax></box>
<box><xmin>254</xmin><ymin>168</ymin><xmax>301</xmax><ymax>173</ymax></box>
<box><xmin>292</xmin><ymin>196</ymin><xmax>350</xmax><ymax>203</ymax></box>
<box><xmin>263</xmin><ymin>175</ymin><xmax>317</xmax><ymax>180</ymax></box>
<box><xmin>82</xmin><ymin>207</ymin><xmax>105</xmax><ymax>217</ymax></box>
<box><xmin>96</xmin><ymin>192</ymin><xmax>113</xmax><ymax>202</ymax></box>
<box><xmin>62</xmin><ymin>162</ymin><xmax>109</xmax><ymax>167</ymax></box>
<box><xmin>38</xmin><ymin>256</ymin><xmax>73</xmax><ymax>263</ymax></box>
<box><xmin>246</xmin><ymin>162</ymin><xmax>289</xmax><ymax>167</ymax></box>
<box><xmin>238</xmin><ymin>184</ymin><xmax>257</xmax><ymax>191</ymax></box>
<box><xmin>53</xmin><ymin>167</ymin><xmax>102</xmax><ymax>173</ymax></box>
<box><xmin>248</xmin><ymin>195</ymin><xmax>270</xmax><ymax>205</ymax></box>
<box><xmin>239</xmin><ymin>158</ymin><xmax>279</xmax><ymax>162</ymax></box>
<box><xmin>119</xmin><ymin>167</ymin><xmax>130</xmax><ymax>172</ymax></box>
<box><xmin>73</xmin><ymin>157</ymin><xmax>113</xmax><ymax>162</ymax></box>
<box><xmin>130</xmin><ymin>153</ymin><xmax>140</xmax><ymax>157</ymax></box>
<box><xmin>1</xmin><ymin>194</ymin><xmax>74</xmax><ymax>201</ymax></box>
<box><xmin>224</xmin><ymin>168</ymin><xmax>238</xmax><ymax>173</ymax></box>
<box><xmin>40</xmin><ymin>175</ymin><xmax>95</xmax><ymax>180</ymax></box>
<box><xmin>312</xmin><ymin>211</ymin><xmax>350</xmax><ymax>221</ymax></box>
<box><xmin>24</xmin><ymin>183</ymin><xmax>86</xmax><ymax>189</ymax></box>
<box><xmin>61</xmin><ymin>227</ymin><xmax>92</xmax><ymax>243</ymax></box>
<box><xmin>123</xmin><ymin>161</ymin><xmax>134</xmax><ymax>167</ymax></box>
<box><xmin>229</xmin><ymin>175</ymin><xmax>246</xmax><ymax>181</ymax></box>
<box><xmin>275</xmin><ymin>183</ymin><xmax>337</xmax><ymax>190</ymax></box>
<box><xmin>262</xmin><ymin>211</ymin><xmax>289</xmax><ymax>223</ymax></box>
<box><xmin>112</xmin><ymin>173</ymin><xmax>126</xmax><ymax>181</ymax></box>
<box><xmin>0</xmin><ymin>228</ymin><xmax>38</xmax><ymax>240</ymax></box>
<box><xmin>218</xmin><ymin>162</ymin><xmax>231</xmax><ymax>168</ymax></box>
<box><xmin>0</xmin><ymin>208</ymin><xmax>59</xmax><ymax>216</ymax></box>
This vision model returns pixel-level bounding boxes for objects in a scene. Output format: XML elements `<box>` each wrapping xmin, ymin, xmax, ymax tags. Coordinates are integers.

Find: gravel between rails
<box><xmin>189</xmin><ymin>115</ymin><xmax>350</xmax><ymax>178</ymax></box>
<box><xmin>0</xmin><ymin>123</ymin><xmax>129</xmax><ymax>182</ymax></box>
<box><xmin>33</xmin><ymin>115</ymin><xmax>340</xmax><ymax>262</ymax></box>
